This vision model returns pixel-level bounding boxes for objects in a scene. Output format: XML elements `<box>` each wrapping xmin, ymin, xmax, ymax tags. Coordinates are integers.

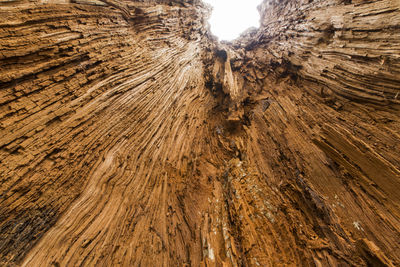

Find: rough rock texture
<box><xmin>0</xmin><ymin>0</ymin><xmax>399</xmax><ymax>266</ymax></box>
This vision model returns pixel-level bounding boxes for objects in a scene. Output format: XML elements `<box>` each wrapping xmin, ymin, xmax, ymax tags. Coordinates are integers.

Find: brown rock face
<box><xmin>0</xmin><ymin>0</ymin><xmax>399</xmax><ymax>266</ymax></box>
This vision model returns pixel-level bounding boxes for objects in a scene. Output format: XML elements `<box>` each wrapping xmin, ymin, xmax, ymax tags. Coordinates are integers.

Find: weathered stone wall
<box><xmin>0</xmin><ymin>0</ymin><xmax>399</xmax><ymax>266</ymax></box>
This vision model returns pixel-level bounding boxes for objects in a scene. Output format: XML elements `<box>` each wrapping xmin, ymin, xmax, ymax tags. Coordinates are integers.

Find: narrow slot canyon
<box><xmin>0</xmin><ymin>0</ymin><xmax>399</xmax><ymax>266</ymax></box>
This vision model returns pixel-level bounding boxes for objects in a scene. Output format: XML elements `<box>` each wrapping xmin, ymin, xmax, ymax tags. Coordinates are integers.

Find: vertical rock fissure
<box><xmin>0</xmin><ymin>0</ymin><xmax>399</xmax><ymax>266</ymax></box>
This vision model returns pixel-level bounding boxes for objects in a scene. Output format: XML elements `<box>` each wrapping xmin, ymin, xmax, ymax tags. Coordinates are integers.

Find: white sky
<box><xmin>202</xmin><ymin>0</ymin><xmax>263</xmax><ymax>41</ymax></box>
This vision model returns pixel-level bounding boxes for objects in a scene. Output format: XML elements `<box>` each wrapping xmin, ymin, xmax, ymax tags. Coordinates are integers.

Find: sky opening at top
<box><xmin>202</xmin><ymin>0</ymin><xmax>263</xmax><ymax>41</ymax></box>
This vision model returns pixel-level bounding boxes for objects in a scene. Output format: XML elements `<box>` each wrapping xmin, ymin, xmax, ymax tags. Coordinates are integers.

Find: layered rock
<box><xmin>0</xmin><ymin>0</ymin><xmax>399</xmax><ymax>266</ymax></box>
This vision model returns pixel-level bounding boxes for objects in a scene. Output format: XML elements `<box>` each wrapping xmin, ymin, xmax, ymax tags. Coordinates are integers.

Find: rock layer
<box><xmin>0</xmin><ymin>0</ymin><xmax>399</xmax><ymax>266</ymax></box>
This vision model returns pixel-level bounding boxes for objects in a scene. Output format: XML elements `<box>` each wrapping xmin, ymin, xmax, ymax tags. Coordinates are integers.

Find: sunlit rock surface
<box><xmin>0</xmin><ymin>0</ymin><xmax>399</xmax><ymax>266</ymax></box>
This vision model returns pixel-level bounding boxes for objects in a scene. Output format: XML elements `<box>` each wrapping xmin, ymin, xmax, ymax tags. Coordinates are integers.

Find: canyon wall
<box><xmin>0</xmin><ymin>0</ymin><xmax>399</xmax><ymax>266</ymax></box>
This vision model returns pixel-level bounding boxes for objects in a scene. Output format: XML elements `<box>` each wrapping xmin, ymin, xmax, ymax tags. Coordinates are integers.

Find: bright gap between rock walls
<box><xmin>202</xmin><ymin>0</ymin><xmax>263</xmax><ymax>41</ymax></box>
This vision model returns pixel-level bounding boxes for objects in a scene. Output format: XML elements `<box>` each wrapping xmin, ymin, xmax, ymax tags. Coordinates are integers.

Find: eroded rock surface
<box><xmin>0</xmin><ymin>0</ymin><xmax>399</xmax><ymax>266</ymax></box>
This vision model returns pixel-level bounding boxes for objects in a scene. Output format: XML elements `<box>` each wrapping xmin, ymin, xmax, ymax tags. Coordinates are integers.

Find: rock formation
<box><xmin>0</xmin><ymin>0</ymin><xmax>399</xmax><ymax>266</ymax></box>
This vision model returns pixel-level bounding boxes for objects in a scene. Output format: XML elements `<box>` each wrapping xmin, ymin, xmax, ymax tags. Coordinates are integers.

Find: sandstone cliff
<box><xmin>0</xmin><ymin>0</ymin><xmax>399</xmax><ymax>266</ymax></box>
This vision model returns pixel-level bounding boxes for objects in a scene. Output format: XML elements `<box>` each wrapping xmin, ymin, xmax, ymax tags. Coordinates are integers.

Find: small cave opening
<box><xmin>202</xmin><ymin>0</ymin><xmax>263</xmax><ymax>41</ymax></box>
